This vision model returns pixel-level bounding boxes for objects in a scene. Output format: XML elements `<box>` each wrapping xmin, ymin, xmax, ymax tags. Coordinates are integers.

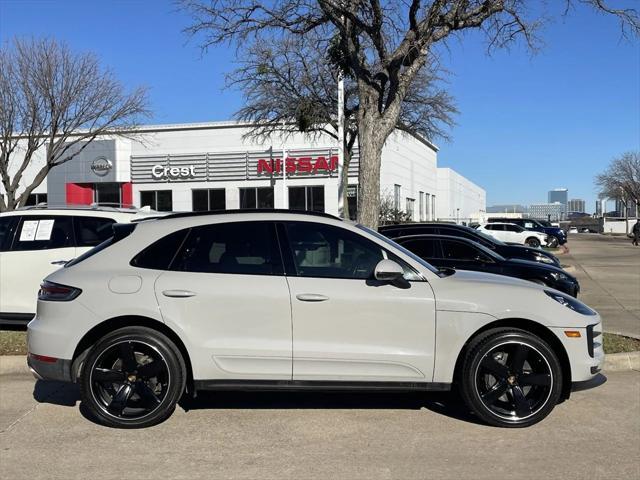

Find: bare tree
<box><xmin>0</xmin><ymin>38</ymin><xmax>150</xmax><ymax>211</ymax></box>
<box><xmin>227</xmin><ymin>32</ymin><xmax>456</xmax><ymax>217</ymax></box>
<box><xmin>596</xmin><ymin>151</ymin><xmax>640</xmax><ymax>217</ymax></box>
<box><xmin>182</xmin><ymin>0</ymin><xmax>639</xmax><ymax>227</ymax></box>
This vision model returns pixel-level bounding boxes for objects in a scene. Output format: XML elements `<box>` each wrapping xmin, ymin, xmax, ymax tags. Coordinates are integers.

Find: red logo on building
<box><xmin>257</xmin><ymin>156</ymin><xmax>338</xmax><ymax>174</ymax></box>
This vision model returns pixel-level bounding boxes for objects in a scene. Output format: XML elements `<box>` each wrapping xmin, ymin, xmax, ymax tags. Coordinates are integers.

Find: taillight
<box><xmin>38</xmin><ymin>281</ymin><xmax>82</xmax><ymax>301</ymax></box>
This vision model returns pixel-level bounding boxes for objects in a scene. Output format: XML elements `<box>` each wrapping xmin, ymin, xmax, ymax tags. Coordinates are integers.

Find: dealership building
<box><xmin>3</xmin><ymin>121</ymin><xmax>485</xmax><ymax>221</ymax></box>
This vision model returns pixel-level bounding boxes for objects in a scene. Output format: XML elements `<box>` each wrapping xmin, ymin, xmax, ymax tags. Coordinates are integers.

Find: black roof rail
<box><xmin>157</xmin><ymin>208</ymin><xmax>341</xmax><ymax>221</ymax></box>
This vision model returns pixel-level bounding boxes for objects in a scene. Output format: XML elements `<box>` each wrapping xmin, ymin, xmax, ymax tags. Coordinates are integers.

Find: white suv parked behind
<box><xmin>27</xmin><ymin>211</ymin><xmax>603</xmax><ymax>428</ymax></box>
<box><xmin>477</xmin><ymin>223</ymin><xmax>548</xmax><ymax>248</ymax></box>
<box><xmin>0</xmin><ymin>206</ymin><xmax>159</xmax><ymax>326</ymax></box>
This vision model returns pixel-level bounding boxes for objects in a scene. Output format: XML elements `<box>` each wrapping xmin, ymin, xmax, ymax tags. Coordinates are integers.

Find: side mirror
<box><xmin>374</xmin><ymin>259</ymin><xmax>405</xmax><ymax>282</ymax></box>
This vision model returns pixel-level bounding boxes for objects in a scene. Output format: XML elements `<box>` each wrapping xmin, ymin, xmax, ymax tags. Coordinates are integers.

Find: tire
<box><xmin>525</xmin><ymin>237</ymin><xmax>541</xmax><ymax>248</ymax></box>
<box><xmin>547</xmin><ymin>236</ymin><xmax>559</xmax><ymax>248</ymax></box>
<box><xmin>458</xmin><ymin>328</ymin><xmax>563</xmax><ymax>428</ymax></box>
<box><xmin>80</xmin><ymin>326</ymin><xmax>186</xmax><ymax>429</ymax></box>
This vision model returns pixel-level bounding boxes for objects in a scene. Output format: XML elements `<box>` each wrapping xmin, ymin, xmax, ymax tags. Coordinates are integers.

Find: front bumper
<box><xmin>27</xmin><ymin>353</ymin><xmax>73</xmax><ymax>382</ymax></box>
<box><xmin>550</xmin><ymin>320</ymin><xmax>604</xmax><ymax>383</ymax></box>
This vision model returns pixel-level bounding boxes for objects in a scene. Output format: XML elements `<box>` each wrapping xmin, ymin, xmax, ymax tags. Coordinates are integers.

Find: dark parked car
<box><xmin>379</xmin><ymin>223</ymin><xmax>561</xmax><ymax>267</ymax></box>
<box><xmin>395</xmin><ymin>234</ymin><xmax>579</xmax><ymax>297</ymax></box>
<box><xmin>487</xmin><ymin>218</ymin><xmax>566</xmax><ymax>247</ymax></box>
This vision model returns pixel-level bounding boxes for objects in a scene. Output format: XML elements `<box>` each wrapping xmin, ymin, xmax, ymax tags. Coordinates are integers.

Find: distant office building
<box><xmin>614</xmin><ymin>199</ymin><xmax>638</xmax><ymax>218</ymax></box>
<box><xmin>548</xmin><ymin>188</ymin><xmax>568</xmax><ymax>216</ymax></box>
<box><xmin>568</xmin><ymin>198</ymin><xmax>585</xmax><ymax>213</ymax></box>
<box><xmin>595</xmin><ymin>199</ymin><xmax>603</xmax><ymax>217</ymax></box>
<box><xmin>529</xmin><ymin>202</ymin><xmax>564</xmax><ymax>221</ymax></box>
<box><xmin>486</xmin><ymin>204</ymin><xmax>528</xmax><ymax>214</ymax></box>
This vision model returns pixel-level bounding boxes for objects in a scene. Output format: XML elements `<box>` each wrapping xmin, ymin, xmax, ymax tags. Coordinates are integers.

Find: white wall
<box><xmin>0</xmin><ymin>139</ymin><xmax>48</xmax><ymax>200</ymax></box>
<box><xmin>436</xmin><ymin>167</ymin><xmax>486</xmax><ymax>222</ymax></box>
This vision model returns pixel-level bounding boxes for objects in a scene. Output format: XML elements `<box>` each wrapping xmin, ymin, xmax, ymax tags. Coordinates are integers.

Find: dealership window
<box><xmin>347</xmin><ymin>185</ymin><xmax>358</xmax><ymax>220</ymax></box>
<box><xmin>418</xmin><ymin>192</ymin><xmax>424</xmax><ymax>221</ymax></box>
<box><xmin>406</xmin><ymin>198</ymin><xmax>415</xmax><ymax>220</ymax></box>
<box><xmin>140</xmin><ymin>190</ymin><xmax>173</xmax><ymax>212</ymax></box>
<box><xmin>394</xmin><ymin>185</ymin><xmax>401</xmax><ymax>210</ymax></box>
<box><xmin>289</xmin><ymin>186</ymin><xmax>325</xmax><ymax>212</ymax></box>
<box><xmin>192</xmin><ymin>189</ymin><xmax>226</xmax><ymax>211</ymax></box>
<box><xmin>94</xmin><ymin>183</ymin><xmax>121</xmax><ymax>205</ymax></box>
<box><xmin>25</xmin><ymin>193</ymin><xmax>48</xmax><ymax>206</ymax></box>
<box><xmin>239</xmin><ymin>187</ymin><xmax>274</xmax><ymax>209</ymax></box>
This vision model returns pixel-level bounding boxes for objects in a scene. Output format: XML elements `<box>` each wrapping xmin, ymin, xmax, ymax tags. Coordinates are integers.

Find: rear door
<box><xmin>153</xmin><ymin>221</ymin><xmax>293</xmax><ymax>380</ymax></box>
<box><xmin>0</xmin><ymin>215</ymin><xmax>76</xmax><ymax>314</ymax></box>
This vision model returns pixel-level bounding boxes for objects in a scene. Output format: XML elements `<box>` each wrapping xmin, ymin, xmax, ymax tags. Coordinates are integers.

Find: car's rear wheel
<box><xmin>80</xmin><ymin>326</ymin><xmax>186</xmax><ymax>428</ymax></box>
<box><xmin>547</xmin><ymin>236</ymin><xmax>559</xmax><ymax>248</ymax></box>
<box><xmin>459</xmin><ymin>328</ymin><xmax>563</xmax><ymax>428</ymax></box>
<box><xmin>525</xmin><ymin>237</ymin><xmax>541</xmax><ymax>248</ymax></box>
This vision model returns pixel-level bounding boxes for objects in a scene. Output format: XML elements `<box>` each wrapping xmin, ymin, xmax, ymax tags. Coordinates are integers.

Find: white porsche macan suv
<box><xmin>27</xmin><ymin>211</ymin><xmax>604</xmax><ymax>428</ymax></box>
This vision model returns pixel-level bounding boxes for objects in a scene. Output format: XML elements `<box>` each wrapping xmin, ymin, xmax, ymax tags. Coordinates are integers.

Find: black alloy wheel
<box><xmin>525</xmin><ymin>237</ymin><xmax>541</xmax><ymax>248</ymax></box>
<box><xmin>80</xmin><ymin>326</ymin><xmax>186</xmax><ymax>428</ymax></box>
<box><xmin>460</xmin><ymin>328</ymin><xmax>563</xmax><ymax>427</ymax></box>
<box><xmin>547</xmin><ymin>236</ymin><xmax>559</xmax><ymax>248</ymax></box>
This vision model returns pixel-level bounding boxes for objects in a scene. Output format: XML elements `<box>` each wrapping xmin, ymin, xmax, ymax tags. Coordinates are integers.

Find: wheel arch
<box><xmin>71</xmin><ymin>315</ymin><xmax>194</xmax><ymax>394</ymax></box>
<box><xmin>452</xmin><ymin>318</ymin><xmax>572</xmax><ymax>401</ymax></box>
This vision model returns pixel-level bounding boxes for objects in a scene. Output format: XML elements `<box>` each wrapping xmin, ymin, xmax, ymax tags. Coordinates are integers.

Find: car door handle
<box><xmin>162</xmin><ymin>290</ymin><xmax>197</xmax><ymax>298</ymax></box>
<box><xmin>51</xmin><ymin>260</ymin><xmax>70</xmax><ymax>265</ymax></box>
<box><xmin>296</xmin><ymin>293</ymin><xmax>329</xmax><ymax>302</ymax></box>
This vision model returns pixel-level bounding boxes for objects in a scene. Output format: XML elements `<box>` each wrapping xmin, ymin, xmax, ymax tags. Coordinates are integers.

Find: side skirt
<box><xmin>194</xmin><ymin>379</ymin><xmax>451</xmax><ymax>392</ymax></box>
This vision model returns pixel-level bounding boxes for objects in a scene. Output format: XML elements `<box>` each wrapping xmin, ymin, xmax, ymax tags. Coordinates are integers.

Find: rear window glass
<box><xmin>131</xmin><ymin>229</ymin><xmax>190</xmax><ymax>270</ymax></box>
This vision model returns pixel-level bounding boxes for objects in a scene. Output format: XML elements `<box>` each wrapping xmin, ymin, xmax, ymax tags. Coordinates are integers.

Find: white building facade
<box><xmin>2</xmin><ymin>122</ymin><xmax>484</xmax><ymax>222</ymax></box>
<box><xmin>436</xmin><ymin>167</ymin><xmax>486</xmax><ymax>223</ymax></box>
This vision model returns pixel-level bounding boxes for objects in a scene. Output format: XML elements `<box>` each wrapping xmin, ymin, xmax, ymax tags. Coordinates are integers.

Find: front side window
<box><xmin>172</xmin><ymin>221</ymin><xmax>281</xmax><ymax>275</ymax></box>
<box><xmin>12</xmin><ymin>216</ymin><xmax>73</xmax><ymax>251</ymax></box>
<box><xmin>441</xmin><ymin>240</ymin><xmax>487</xmax><ymax>262</ymax></box>
<box><xmin>140</xmin><ymin>190</ymin><xmax>173</xmax><ymax>211</ymax></box>
<box><xmin>0</xmin><ymin>216</ymin><xmax>19</xmax><ymax>251</ymax></box>
<box><xmin>74</xmin><ymin>216</ymin><xmax>116</xmax><ymax>247</ymax></box>
<box><xmin>239</xmin><ymin>187</ymin><xmax>274</xmax><ymax>209</ymax></box>
<box><xmin>285</xmin><ymin>222</ymin><xmax>384</xmax><ymax>279</ymax></box>
<box><xmin>505</xmin><ymin>224</ymin><xmax>523</xmax><ymax>232</ymax></box>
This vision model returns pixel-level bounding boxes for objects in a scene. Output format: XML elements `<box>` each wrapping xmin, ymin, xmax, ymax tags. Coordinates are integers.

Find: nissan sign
<box><xmin>91</xmin><ymin>157</ymin><xmax>113</xmax><ymax>177</ymax></box>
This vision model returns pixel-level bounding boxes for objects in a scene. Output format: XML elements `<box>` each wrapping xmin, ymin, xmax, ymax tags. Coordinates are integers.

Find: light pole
<box><xmin>337</xmin><ymin>71</ymin><xmax>345</xmax><ymax>218</ymax></box>
<box><xmin>282</xmin><ymin>118</ymin><xmax>287</xmax><ymax>209</ymax></box>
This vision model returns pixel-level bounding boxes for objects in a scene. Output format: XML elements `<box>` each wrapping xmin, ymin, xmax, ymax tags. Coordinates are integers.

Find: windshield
<box><xmin>356</xmin><ymin>224</ymin><xmax>440</xmax><ymax>275</ymax></box>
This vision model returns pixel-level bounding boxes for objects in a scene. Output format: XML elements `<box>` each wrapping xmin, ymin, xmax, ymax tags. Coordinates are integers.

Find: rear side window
<box><xmin>0</xmin><ymin>216</ymin><xmax>19</xmax><ymax>251</ymax></box>
<box><xmin>12</xmin><ymin>216</ymin><xmax>73</xmax><ymax>251</ymax></box>
<box><xmin>131</xmin><ymin>229</ymin><xmax>190</xmax><ymax>270</ymax></box>
<box><xmin>505</xmin><ymin>224</ymin><xmax>522</xmax><ymax>232</ymax></box>
<box><xmin>171</xmin><ymin>222</ymin><xmax>282</xmax><ymax>275</ymax></box>
<box><xmin>441</xmin><ymin>240</ymin><xmax>484</xmax><ymax>261</ymax></box>
<box><xmin>74</xmin><ymin>216</ymin><xmax>116</xmax><ymax>247</ymax></box>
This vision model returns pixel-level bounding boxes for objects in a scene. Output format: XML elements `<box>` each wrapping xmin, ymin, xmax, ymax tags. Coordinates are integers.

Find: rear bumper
<box><xmin>27</xmin><ymin>353</ymin><xmax>73</xmax><ymax>382</ymax></box>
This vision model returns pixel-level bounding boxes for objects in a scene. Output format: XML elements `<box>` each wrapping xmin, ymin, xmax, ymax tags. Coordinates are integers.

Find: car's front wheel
<box><xmin>80</xmin><ymin>326</ymin><xmax>186</xmax><ymax>428</ymax></box>
<box><xmin>459</xmin><ymin>328</ymin><xmax>563</xmax><ymax>428</ymax></box>
<box><xmin>547</xmin><ymin>236</ymin><xmax>559</xmax><ymax>248</ymax></box>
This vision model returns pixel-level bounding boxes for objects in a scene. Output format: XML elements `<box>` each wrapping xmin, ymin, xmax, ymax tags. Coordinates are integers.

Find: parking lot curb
<box><xmin>1</xmin><ymin>352</ymin><xmax>639</xmax><ymax>376</ymax></box>
<box><xmin>0</xmin><ymin>355</ymin><xmax>29</xmax><ymax>376</ymax></box>
<box><xmin>604</xmin><ymin>351</ymin><xmax>640</xmax><ymax>372</ymax></box>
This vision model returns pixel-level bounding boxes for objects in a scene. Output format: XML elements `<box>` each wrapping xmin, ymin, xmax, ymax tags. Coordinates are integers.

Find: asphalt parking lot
<box><xmin>564</xmin><ymin>234</ymin><xmax>640</xmax><ymax>338</ymax></box>
<box><xmin>0</xmin><ymin>371</ymin><xmax>638</xmax><ymax>480</ymax></box>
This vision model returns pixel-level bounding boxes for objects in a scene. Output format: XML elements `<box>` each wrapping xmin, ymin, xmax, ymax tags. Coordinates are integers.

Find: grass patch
<box><xmin>1</xmin><ymin>330</ymin><xmax>638</xmax><ymax>356</ymax></box>
<box><xmin>603</xmin><ymin>333</ymin><xmax>640</xmax><ymax>354</ymax></box>
<box><xmin>0</xmin><ymin>330</ymin><xmax>27</xmax><ymax>355</ymax></box>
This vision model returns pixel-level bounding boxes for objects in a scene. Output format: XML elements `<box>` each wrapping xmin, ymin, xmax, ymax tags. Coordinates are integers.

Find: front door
<box><xmin>282</xmin><ymin>221</ymin><xmax>436</xmax><ymax>383</ymax></box>
<box><xmin>153</xmin><ymin>221</ymin><xmax>292</xmax><ymax>380</ymax></box>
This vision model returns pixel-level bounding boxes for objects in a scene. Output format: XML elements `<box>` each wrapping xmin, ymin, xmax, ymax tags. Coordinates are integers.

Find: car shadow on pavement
<box><xmin>33</xmin><ymin>380</ymin><xmax>80</xmax><ymax>407</ymax></box>
<box><xmin>178</xmin><ymin>390</ymin><xmax>485</xmax><ymax>425</ymax></box>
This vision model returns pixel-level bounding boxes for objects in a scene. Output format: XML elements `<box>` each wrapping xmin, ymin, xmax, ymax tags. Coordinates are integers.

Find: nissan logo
<box><xmin>91</xmin><ymin>157</ymin><xmax>113</xmax><ymax>177</ymax></box>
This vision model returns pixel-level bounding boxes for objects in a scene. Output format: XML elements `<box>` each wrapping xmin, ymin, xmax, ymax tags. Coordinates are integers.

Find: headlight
<box><xmin>536</xmin><ymin>255</ymin><xmax>555</xmax><ymax>265</ymax></box>
<box><xmin>544</xmin><ymin>290</ymin><xmax>595</xmax><ymax>315</ymax></box>
<box><xmin>549</xmin><ymin>271</ymin><xmax>568</xmax><ymax>281</ymax></box>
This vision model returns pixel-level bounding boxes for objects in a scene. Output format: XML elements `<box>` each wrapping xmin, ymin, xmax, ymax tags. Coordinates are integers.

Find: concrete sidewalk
<box><xmin>564</xmin><ymin>234</ymin><xmax>640</xmax><ymax>339</ymax></box>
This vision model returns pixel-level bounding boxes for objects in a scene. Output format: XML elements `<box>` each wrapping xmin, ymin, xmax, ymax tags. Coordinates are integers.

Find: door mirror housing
<box><xmin>374</xmin><ymin>259</ymin><xmax>405</xmax><ymax>282</ymax></box>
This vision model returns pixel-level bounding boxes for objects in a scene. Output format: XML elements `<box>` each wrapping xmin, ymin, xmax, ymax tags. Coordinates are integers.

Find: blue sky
<box><xmin>1</xmin><ymin>0</ymin><xmax>638</xmax><ymax>212</ymax></box>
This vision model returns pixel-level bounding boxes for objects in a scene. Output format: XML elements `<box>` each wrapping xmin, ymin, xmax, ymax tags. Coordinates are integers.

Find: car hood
<box><xmin>430</xmin><ymin>269</ymin><xmax>594</xmax><ymax>328</ymax></box>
